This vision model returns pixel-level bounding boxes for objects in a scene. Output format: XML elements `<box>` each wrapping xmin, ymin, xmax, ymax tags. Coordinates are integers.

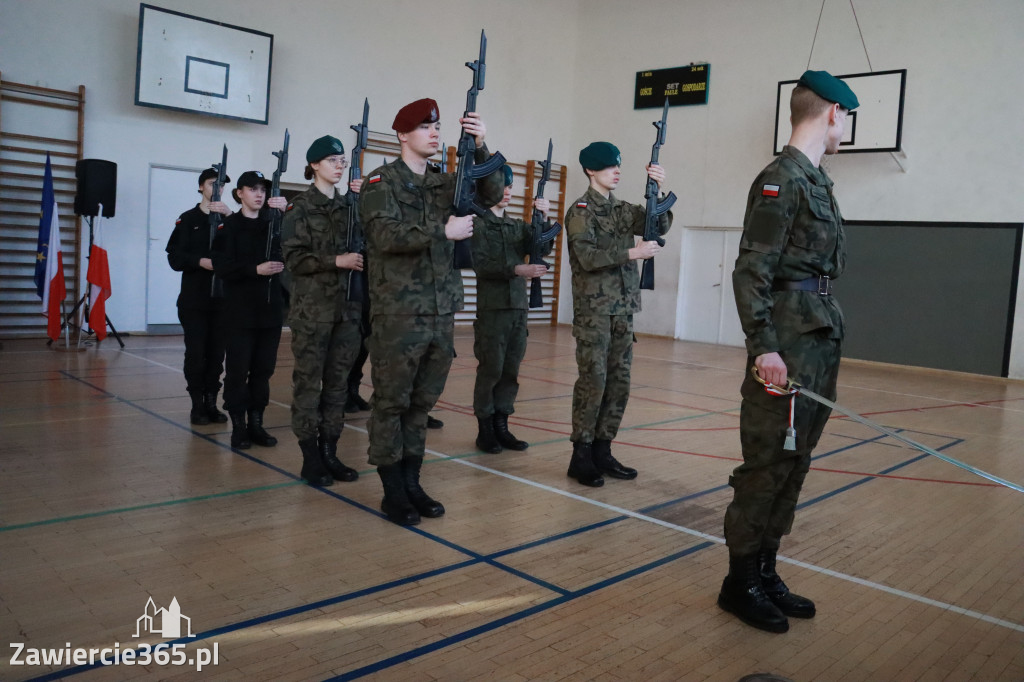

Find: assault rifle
<box><xmin>528</xmin><ymin>138</ymin><xmax>563</xmax><ymax>309</ymax></box>
<box><xmin>638</xmin><ymin>98</ymin><xmax>677</xmax><ymax>291</ymax></box>
<box><xmin>266</xmin><ymin>128</ymin><xmax>289</xmax><ymax>302</ymax></box>
<box><xmin>451</xmin><ymin>29</ymin><xmax>507</xmax><ymax>269</ymax></box>
<box><xmin>209</xmin><ymin>144</ymin><xmax>227</xmax><ymax>297</ymax></box>
<box><xmin>346</xmin><ymin>98</ymin><xmax>369</xmax><ymax>303</ymax></box>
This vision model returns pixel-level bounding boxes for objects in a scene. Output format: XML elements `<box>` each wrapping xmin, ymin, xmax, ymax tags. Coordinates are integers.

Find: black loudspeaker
<box><xmin>74</xmin><ymin>159</ymin><xmax>117</xmax><ymax>218</ymax></box>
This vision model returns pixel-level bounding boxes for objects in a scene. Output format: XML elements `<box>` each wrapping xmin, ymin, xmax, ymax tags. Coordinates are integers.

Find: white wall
<box><xmin>554</xmin><ymin>0</ymin><xmax>1024</xmax><ymax>376</ymax></box>
<box><xmin>3</xmin><ymin>0</ymin><xmax>1024</xmax><ymax>375</ymax></box>
<box><xmin>0</xmin><ymin>0</ymin><xmax>582</xmax><ymax>330</ymax></box>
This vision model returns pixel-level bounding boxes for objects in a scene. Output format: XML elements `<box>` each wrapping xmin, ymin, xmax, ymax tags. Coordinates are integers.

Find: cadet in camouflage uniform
<box><xmin>565</xmin><ymin>142</ymin><xmax>673</xmax><ymax>487</ymax></box>
<box><xmin>359</xmin><ymin>99</ymin><xmax>504</xmax><ymax>526</ymax></box>
<box><xmin>718</xmin><ymin>70</ymin><xmax>858</xmax><ymax>634</ymax></box>
<box><xmin>282</xmin><ymin>135</ymin><xmax>365</xmax><ymax>487</ymax></box>
<box><xmin>470</xmin><ymin>165</ymin><xmax>552</xmax><ymax>454</ymax></box>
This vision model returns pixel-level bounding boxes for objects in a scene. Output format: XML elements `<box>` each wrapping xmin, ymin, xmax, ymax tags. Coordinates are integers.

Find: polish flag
<box><xmin>87</xmin><ymin>211</ymin><xmax>112</xmax><ymax>341</ymax></box>
<box><xmin>34</xmin><ymin>155</ymin><xmax>66</xmax><ymax>341</ymax></box>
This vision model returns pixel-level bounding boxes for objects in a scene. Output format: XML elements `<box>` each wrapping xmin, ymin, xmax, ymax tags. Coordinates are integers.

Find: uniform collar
<box><xmin>781</xmin><ymin>145</ymin><xmax>833</xmax><ymax>188</ymax></box>
<box><xmin>308</xmin><ymin>183</ymin><xmax>341</xmax><ymax>206</ymax></box>
<box><xmin>584</xmin><ymin>185</ymin><xmax>617</xmax><ymax>208</ymax></box>
<box><xmin>394</xmin><ymin>158</ymin><xmax>447</xmax><ymax>189</ymax></box>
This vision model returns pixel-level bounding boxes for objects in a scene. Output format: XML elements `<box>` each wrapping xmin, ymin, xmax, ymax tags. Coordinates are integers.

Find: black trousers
<box><xmin>223</xmin><ymin>325</ymin><xmax>282</xmax><ymax>413</ymax></box>
<box><xmin>346</xmin><ymin>303</ymin><xmax>371</xmax><ymax>391</ymax></box>
<box><xmin>177</xmin><ymin>307</ymin><xmax>225</xmax><ymax>394</ymax></box>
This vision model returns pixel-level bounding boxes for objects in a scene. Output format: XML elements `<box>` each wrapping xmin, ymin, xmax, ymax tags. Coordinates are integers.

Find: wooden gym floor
<box><xmin>1</xmin><ymin>326</ymin><xmax>1023</xmax><ymax>682</ymax></box>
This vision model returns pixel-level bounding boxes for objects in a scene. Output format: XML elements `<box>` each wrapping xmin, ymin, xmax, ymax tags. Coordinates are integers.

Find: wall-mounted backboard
<box><xmin>134</xmin><ymin>3</ymin><xmax>273</xmax><ymax>125</ymax></box>
<box><xmin>774</xmin><ymin>69</ymin><xmax>905</xmax><ymax>154</ymax></box>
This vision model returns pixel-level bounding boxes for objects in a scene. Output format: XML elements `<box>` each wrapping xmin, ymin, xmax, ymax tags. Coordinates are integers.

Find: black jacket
<box><xmin>211</xmin><ymin>211</ymin><xmax>284</xmax><ymax>329</ymax></box>
<box><xmin>166</xmin><ymin>204</ymin><xmax>222</xmax><ymax>310</ymax></box>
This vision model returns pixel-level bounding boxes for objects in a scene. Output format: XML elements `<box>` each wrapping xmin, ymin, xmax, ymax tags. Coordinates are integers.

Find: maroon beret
<box><xmin>392</xmin><ymin>98</ymin><xmax>440</xmax><ymax>133</ymax></box>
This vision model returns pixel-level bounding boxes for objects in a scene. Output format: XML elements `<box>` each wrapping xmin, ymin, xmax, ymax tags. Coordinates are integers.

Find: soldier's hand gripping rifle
<box><xmin>346</xmin><ymin>98</ymin><xmax>370</xmax><ymax>303</ymax></box>
<box><xmin>451</xmin><ymin>29</ymin><xmax>507</xmax><ymax>269</ymax></box>
<box><xmin>639</xmin><ymin>98</ymin><xmax>677</xmax><ymax>291</ymax></box>
<box><xmin>528</xmin><ymin>138</ymin><xmax>563</xmax><ymax>309</ymax></box>
<box><xmin>209</xmin><ymin>145</ymin><xmax>228</xmax><ymax>297</ymax></box>
<box><xmin>266</xmin><ymin>128</ymin><xmax>289</xmax><ymax>302</ymax></box>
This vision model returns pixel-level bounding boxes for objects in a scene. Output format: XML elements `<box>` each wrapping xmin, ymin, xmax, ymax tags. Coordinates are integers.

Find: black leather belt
<box><xmin>772</xmin><ymin>275</ymin><xmax>833</xmax><ymax>296</ymax></box>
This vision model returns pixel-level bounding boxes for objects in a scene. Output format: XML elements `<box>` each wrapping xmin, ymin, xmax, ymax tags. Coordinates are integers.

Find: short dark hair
<box><xmin>790</xmin><ymin>85</ymin><xmax>834</xmax><ymax>125</ymax></box>
<box><xmin>303</xmin><ymin>164</ymin><xmax>314</xmax><ymax>181</ymax></box>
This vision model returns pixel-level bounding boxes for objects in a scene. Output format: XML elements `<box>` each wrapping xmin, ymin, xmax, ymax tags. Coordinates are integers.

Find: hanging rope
<box><xmin>806</xmin><ymin>0</ymin><xmax>828</xmax><ymax>69</ymax></box>
<box><xmin>850</xmin><ymin>0</ymin><xmax>874</xmax><ymax>72</ymax></box>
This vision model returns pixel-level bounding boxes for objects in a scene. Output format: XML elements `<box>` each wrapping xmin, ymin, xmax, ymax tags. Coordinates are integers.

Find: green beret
<box><xmin>392</xmin><ymin>98</ymin><xmax>440</xmax><ymax>133</ymax></box>
<box><xmin>797</xmin><ymin>70</ymin><xmax>859</xmax><ymax>110</ymax></box>
<box><xmin>579</xmin><ymin>142</ymin><xmax>621</xmax><ymax>171</ymax></box>
<box><xmin>501</xmin><ymin>164</ymin><xmax>514</xmax><ymax>187</ymax></box>
<box><xmin>306</xmin><ymin>135</ymin><xmax>345</xmax><ymax>164</ymax></box>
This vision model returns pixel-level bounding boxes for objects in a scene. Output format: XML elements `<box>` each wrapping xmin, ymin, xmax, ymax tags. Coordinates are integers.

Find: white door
<box><xmin>146</xmin><ymin>166</ymin><xmax>202</xmax><ymax>325</ymax></box>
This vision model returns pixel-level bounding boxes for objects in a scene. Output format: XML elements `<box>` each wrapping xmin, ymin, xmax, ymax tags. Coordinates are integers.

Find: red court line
<box><xmin>434</xmin><ymin>400</ymin><xmax>992</xmax><ymax>489</ymax></box>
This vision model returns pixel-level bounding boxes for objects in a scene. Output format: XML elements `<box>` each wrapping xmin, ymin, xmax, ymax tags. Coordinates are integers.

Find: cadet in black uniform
<box><xmin>166</xmin><ymin>168</ymin><xmax>232</xmax><ymax>425</ymax></box>
<box><xmin>211</xmin><ymin>171</ymin><xmax>288</xmax><ymax>449</ymax></box>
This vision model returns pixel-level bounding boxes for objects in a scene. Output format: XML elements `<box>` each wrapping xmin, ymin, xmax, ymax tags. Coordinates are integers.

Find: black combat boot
<box><xmin>401</xmin><ymin>456</ymin><xmax>445</xmax><ymax>518</ymax></box>
<box><xmin>567</xmin><ymin>442</ymin><xmax>604</xmax><ymax>487</ymax></box>
<box><xmin>247</xmin><ymin>409</ymin><xmax>277</xmax><ymax>447</ymax></box>
<box><xmin>592</xmin><ymin>439</ymin><xmax>637</xmax><ymax>480</ymax></box>
<box><xmin>758</xmin><ymin>550</ymin><xmax>816</xmax><ymax>618</ymax></box>
<box><xmin>203</xmin><ymin>392</ymin><xmax>228</xmax><ymax>423</ymax></box>
<box><xmin>493</xmin><ymin>413</ymin><xmax>528</xmax><ymax>451</ymax></box>
<box><xmin>426</xmin><ymin>415</ymin><xmax>444</xmax><ymax>429</ymax></box>
<box><xmin>717</xmin><ymin>553</ymin><xmax>789</xmax><ymax>633</ymax></box>
<box><xmin>189</xmin><ymin>391</ymin><xmax>210</xmax><ymax>426</ymax></box>
<box><xmin>229</xmin><ymin>411</ymin><xmax>251</xmax><ymax>449</ymax></box>
<box><xmin>377</xmin><ymin>464</ymin><xmax>420</xmax><ymax>526</ymax></box>
<box><xmin>475</xmin><ymin>416</ymin><xmax>502</xmax><ymax>454</ymax></box>
<box><xmin>299</xmin><ymin>438</ymin><xmax>333</xmax><ymax>487</ymax></box>
<box><xmin>318</xmin><ymin>427</ymin><xmax>358</xmax><ymax>482</ymax></box>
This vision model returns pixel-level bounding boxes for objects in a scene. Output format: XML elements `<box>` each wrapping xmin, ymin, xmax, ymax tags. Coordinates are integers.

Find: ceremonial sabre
<box><xmin>751</xmin><ymin>367</ymin><xmax>1024</xmax><ymax>494</ymax></box>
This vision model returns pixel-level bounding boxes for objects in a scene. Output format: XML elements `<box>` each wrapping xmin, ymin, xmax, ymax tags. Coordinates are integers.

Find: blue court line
<box><xmin>326</xmin><ymin>541</ymin><xmax>717</xmax><ymax>682</ymax></box>
<box><xmin>24</xmin><ymin>371</ymin><xmax>965</xmax><ymax>680</ymax></box>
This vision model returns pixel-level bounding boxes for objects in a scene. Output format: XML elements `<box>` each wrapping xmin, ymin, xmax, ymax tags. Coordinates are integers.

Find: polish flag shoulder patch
<box><xmin>367</xmin><ymin>175</ymin><xmax>382</xmax><ymax>185</ymax></box>
<box><xmin>175</xmin><ymin>218</ymin><xmax>182</xmax><ymax>225</ymax></box>
<box><xmin>285</xmin><ymin>203</ymin><xmax>294</xmax><ymax>212</ymax></box>
<box><xmin>217</xmin><ymin>222</ymin><xmax>225</xmax><ymax>230</ymax></box>
<box><xmin>762</xmin><ymin>184</ymin><xmax>780</xmax><ymax>197</ymax></box>
<box><xmin>576</xmin><ymin>201</ymin><xmax>588</xmax><ymax>208</ymax></box>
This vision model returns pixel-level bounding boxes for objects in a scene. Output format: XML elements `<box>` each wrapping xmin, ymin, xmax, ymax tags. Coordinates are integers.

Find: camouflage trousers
<box><xmin>472</xmin><ymin>309</ymin><xmax>528</xmax><ymax>418</ymax></box>
<box><xmin>571</xmin><ymin>313</ymin><xmax>633</xmax><ymax>443</ymax></box>
<box><xmin>289</xmin><ymin>317</ymin><xmax>362</xmax><ymax>440</ymax></box>
<box><xmin>723</xmin><ymin>332</ymin><xmax>842</xmax><ymax>557</ymax></box>
<box><xmin>366</xmin><ymin>314</ymin><xmax>454</xmax><ymax>466</ymax></box>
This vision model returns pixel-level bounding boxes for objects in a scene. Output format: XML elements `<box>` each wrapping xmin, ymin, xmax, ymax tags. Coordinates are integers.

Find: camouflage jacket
<box><xmin>281</xmin><ymin>184</ymin><xmax>361</xmax><ymax>325</ymax></box>
<box><xmin>564</xmin><ymin>186</ymin><xmax>673</xmax><ymax>315</ymax></box>
<box><xmin>471</xmin><ymin>209</ymin><xmax>553</xmax><ymax>311</ymax></box>
<box><xmin>732</xmin><ymin>145</ymin><xmax>846</xmax><ymax>356</ymax></box>
<box><xmin>359</xmin><ymin>148</ymin><xmax>504</xmax><ymax>316</ymax></box>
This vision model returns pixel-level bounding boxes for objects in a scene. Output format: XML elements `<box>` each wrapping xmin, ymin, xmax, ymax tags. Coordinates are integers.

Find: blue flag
<box><xmin>34</xmin><ymin>154</ymin><xmax>55</xmax><ymax>299</ymax></box>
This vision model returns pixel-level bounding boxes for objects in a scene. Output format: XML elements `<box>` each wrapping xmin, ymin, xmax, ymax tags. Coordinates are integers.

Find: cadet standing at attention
<box><xmin>281</xmin><ymin>135</ymin><xmax>365</xmax><ymax>487</ymax></box>
<box><xmin>718</xmin><ymin>70</ymin><xmax>858</xmax><ymax>634</ymax></box>
<box><xmin>564</xmin><ymin>142</ymin><xmax>672</xmax><ymax>488</ymax></box>
<box><xmin>359</xmin><ymin>99</ymin><xmax>504</xmax><ymax>526</ymax></box>
<box><xmin>166</xmin><ymin>168</ymin><xmax>232</xmax><ymax>426</ymax></box>
<box><xmin>211</xmin><ymin>171</ymin><xmax>288</xmax><ymax>449</ymax></box>
<box><xmin>470</xmin><ymin>165</ymin><xmax>551</xmax><ymax>454</ymax></box>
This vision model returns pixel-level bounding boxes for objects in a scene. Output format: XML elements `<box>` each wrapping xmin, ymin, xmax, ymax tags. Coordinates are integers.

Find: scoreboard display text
<box><xmin>634</xmin><ymin>64</ymin><xmax>710</xmax><ymax>109</ymax></box>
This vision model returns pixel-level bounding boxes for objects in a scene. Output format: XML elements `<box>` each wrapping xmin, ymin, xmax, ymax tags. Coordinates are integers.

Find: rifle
<box><xmin>528</xmin><ymin>138</ymin><xmax>563</xmax><ymax>309</ymax></box>
<box><xmin>266</xmin><ymin>128</ymin><xmax>289</xmax><ymax>302</ymax></box>
<box><xmin>638</xmin><ymin>98</ymin><xmax>677</xmax><ymax>291</ymax></box>
<box><xmin>346</xmin><ymin>98</ymin><xmax>369</xmax><ymax>303</ymax></box>
<box><xmin>209</xmin><ymin>144</ymin><xmax>227</xmax><ymax>298</ymax></box>
<box><xmin>451</xmin><ymin>29</ymin><xmax>507</xmax><ymax>269</ymax></box>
